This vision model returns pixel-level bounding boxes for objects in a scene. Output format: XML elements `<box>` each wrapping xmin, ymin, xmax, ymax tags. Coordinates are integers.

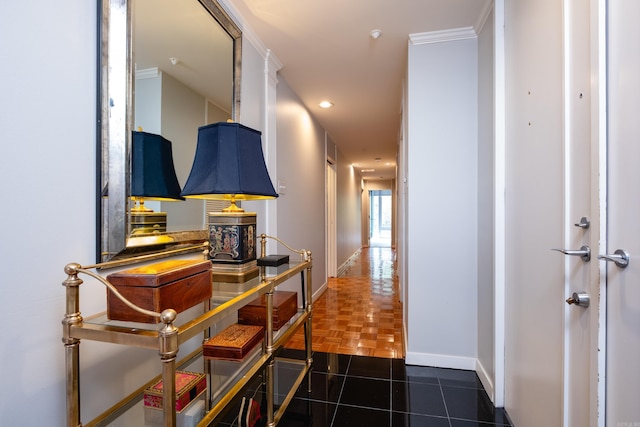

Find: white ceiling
<box><xmin>134</xmin><ymin>0</ymin><xmax>492</xmax><ymax>181</ymax></box>
<box><xmin>226</xmin><ymin>0</ymin><xmax>492</xmax><ymax>180</ymax></box>
<box><xmin>134</xmin><ymin>0</ymin><xmax>235</xmax><ymax>112</ymax></box>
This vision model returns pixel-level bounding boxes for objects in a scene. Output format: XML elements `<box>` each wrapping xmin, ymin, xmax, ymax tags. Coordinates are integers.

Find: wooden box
<box><xmin>106</xmin><ymin>259</ymin><xmax>212</xmax><ymax>323</ymax></box>
<box><xmin>143</xmin><ymin>371</ymin><xmax>207</xmax><ymax>412</ymax></box>
<box><xmin>238</xmin><ymin>291</ymin><xmax>298</xmax><ymax>331</ymax></box>
<box><xmin>203</xmin><ymin>324</ymin><xmax>264</xmax><ymax>360</ymax></box>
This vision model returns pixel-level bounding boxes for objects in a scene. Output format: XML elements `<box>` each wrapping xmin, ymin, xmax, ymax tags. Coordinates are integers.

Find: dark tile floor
<box><xmin>217</xmin><ymin>350</ymin><xmax>512</xmax><ymax>427</ymax></box>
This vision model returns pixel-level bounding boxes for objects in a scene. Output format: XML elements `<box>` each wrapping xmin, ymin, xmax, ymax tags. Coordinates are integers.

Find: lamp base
<box><xmin>211</xmin><ymin>260</ymin><xmax>259</xmax><ymax>284</ymax></box>
<box><xmin>207</xmin><ymin>211</ymin><xmax>257</xmax><ymax>282</ymax></box>
<box><xmin>131</xmin><ymin>212</ymin><xmax>167</xmax><ymax>235</ymax></box>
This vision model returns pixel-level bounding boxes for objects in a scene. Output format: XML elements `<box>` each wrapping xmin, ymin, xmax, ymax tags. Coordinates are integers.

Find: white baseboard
<box><xmin>337</xmin><ymin>248</ymin><xmax>362</xmax><ymax>277</ymax></box>
<box><xmin>475</xmin><ymin>358</ymin><xmax>495</xmax><ymax>404</ymax></box>
<box><xmin>405</xmin><ymin>351</ymin><xmax>476</xmax><ymax>371</ymax></box>
<box><xmin>312</xmin><ymin>281</ymin><xmax>328</xmax><ymax>302</ymax></box>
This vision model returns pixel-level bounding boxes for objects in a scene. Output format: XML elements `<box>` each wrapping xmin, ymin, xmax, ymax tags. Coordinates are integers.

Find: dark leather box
<box><xmin>257</xmin><ymin>254</ymin><xmax>289</xmax><ymax>267</ymax></box>
<box><xmin>238</xmin><ymin>291</ymin><xmax>298</xmax><ymax>331</ymax></box>
<box><xmin>203</xmin><ymin>324</ymin><xmax>264</xmax><ymax>360</ymax></box>
<box><xmin>106</xmin><ymin>259</ymin><xmax>212</xmax><ymax>323</ymax></box>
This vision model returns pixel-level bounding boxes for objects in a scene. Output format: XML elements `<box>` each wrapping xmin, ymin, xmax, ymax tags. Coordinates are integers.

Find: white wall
<box><xmin>272</xmin><ymin>78</ymin><xmax>328</xmax><ymax>299</ymax></box>
<box><xmin>405</xmin><ymin>36</ymin><xmax>479</xmax><ymax>369</ymax></box>
<box><xmin>476</xmin><ymin>7</ymin><xmax>496</xmax><ymax>397</ymax></box>
<box><xmin>336</xmin><ymin>148</ymin><xmax>363</xmax><ymax>265</ymax></box>
<box><xmin>0</xmin><ymin>1</ymin><xmax>98</xmax><ymax>424</ymax></box>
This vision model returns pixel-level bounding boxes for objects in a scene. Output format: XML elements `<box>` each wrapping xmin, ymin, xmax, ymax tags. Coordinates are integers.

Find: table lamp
<box><xmin>181</xmin><ymin>122</ymin><xmax>278</xmax><ymax>282</ymax></box>
<box><xmin>130</xmin><ymin>131</ymin><xmax>184</xmax><ymax>235</ymax></box>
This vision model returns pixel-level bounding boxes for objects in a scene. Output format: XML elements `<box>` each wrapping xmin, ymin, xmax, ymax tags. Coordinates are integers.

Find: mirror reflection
<box><xmin>99</xmin><ymin>0</ymin><xmax>241</xmax><ymax>263</ymax></box>
<box><xmin>133</xmin><ymin>0</ymin><xmax>233</xmax><ymax>231</ymax></box>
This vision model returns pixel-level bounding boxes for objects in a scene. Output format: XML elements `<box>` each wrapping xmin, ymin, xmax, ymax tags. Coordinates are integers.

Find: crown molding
<box><xmin>135</xmin><ymin>67</ymin><xmax>159</xmax><ymax>79</ymax></box>
<box><xmin>409</xmin><ymin>26</ymin><xmax>477</xmax><ymax>45</ymax></box>
<box><xmin>265</xmin><ymin>49</ymin><xmax>282</xmax><ymax>83</ymax></box>
<box><xmin>474</xmin><ymin>0</ymin><xmax>494</xmax><ymax>34</ymax></box>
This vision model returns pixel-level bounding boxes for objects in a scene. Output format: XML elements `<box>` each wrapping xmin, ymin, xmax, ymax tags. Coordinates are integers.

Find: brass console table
<box><xmin>62</xmin><ymin>236</ymin><xmax>312</xmax><ymax>427</ymax></box>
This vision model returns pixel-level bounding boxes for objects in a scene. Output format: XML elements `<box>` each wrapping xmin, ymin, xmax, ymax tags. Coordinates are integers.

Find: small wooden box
<box><xmin>106</xmin><ymin>259</ymin><xmax>212</xmax><ymax>323</ymax></box>
<box><xmin>143</xmin><ymin>371</ymin><xmax>207</xmax><ymax>412</ymax></box>
<box><xmin>203</xmin><ymin>324</ymin><xmax>264</xmax><ymax>360</ymax></box>
<box><xmin>238</xmin><ymin>291</ymin><xmax>298</xmax><ymax>331</ymax></box>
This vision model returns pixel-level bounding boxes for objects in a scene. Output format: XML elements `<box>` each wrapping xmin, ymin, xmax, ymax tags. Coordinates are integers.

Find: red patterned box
<box><xmin>143</xmin><ymin>371</ymin><xmax>207</xmax><ymax>412</ymax></box>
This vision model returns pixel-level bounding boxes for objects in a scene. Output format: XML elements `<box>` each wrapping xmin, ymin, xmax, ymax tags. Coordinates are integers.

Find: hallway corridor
<box><xmin>218</xmin><ymin>248</ymin><xmax>511</xmax><ymax>426</ymax></box>
<box><xmin>286</xmin><ymin>246</ymin><xmax>404</xmax><ymax>358</ymax></box>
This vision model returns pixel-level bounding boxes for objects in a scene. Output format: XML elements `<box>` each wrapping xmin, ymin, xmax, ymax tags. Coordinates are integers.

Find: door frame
<box><xmin>494</xmin><ymin>0</ymin><xmax>506</xmax><ymax>408</ymax></box>
<box><xmin>326</xmin><ymin>160</ymin><xmax>337</xmax><ymax>277</ymax></box>
<box><xmin>561</xmin><ymin>0</ymin><xmax>606</xmax><ymax>425</ymax></box>
<box><xmin>592</xmin><ymin>0</ymin><xmax>607</xmax><ymax>425</ymax></box>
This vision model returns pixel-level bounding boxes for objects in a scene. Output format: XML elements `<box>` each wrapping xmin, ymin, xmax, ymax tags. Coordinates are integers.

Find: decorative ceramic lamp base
<box><xmin>208</xmin><ymin>211</ymin><xmax>259</xmax><ymax>283</ymax></box>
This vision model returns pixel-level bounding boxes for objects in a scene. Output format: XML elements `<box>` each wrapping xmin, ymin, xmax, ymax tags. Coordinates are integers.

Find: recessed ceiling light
<box><xmin>319</xmin><ymin>101</ymin><xmax>334</xmax><ymax>109</ymax></box>
<box><xmin>361</xmin><ymin>168</ymin><xmax>375</xmax><ymax>173</ymax></box>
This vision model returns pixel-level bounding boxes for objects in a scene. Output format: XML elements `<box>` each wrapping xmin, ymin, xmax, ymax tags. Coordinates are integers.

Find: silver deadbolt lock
<box><xmin>566</xmin><ymin>292</ymin><xmax>590</xmax><ymax>308</ymax></box>
<box><xmin>574</xmin><ymin>217</ymin><xmax>590</xmax><ymax>229</ymax></box>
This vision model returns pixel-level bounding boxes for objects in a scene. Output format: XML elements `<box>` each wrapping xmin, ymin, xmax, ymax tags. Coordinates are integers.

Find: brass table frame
<box><xmin>62</xmin><ymin>236</ymin><xmax>313</xmax><ymax>427</ymax></box>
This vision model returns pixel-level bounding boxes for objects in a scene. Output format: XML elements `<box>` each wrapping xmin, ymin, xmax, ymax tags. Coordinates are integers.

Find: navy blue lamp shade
<box><xmin>180</xmin><ymin>122</ymin><xmax>278</xmax><ymax>209</ymax></box>
<box><xmin>131</xmin><ymin>131</ymin><xmax>184</xmax><ymax>211</ymax></box>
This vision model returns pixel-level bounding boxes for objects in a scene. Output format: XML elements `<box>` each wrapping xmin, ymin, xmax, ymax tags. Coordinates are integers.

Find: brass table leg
<box><xmin>158</xmin><ymin>309</ymin><xmax>179</xmax><ymax>427</ymax></box>
<box><xmin>62</xmin><ymin>264</ymin><xmax>84</xmax><ymax>427</ymax></box>
<box><xmin>266</xmin><ymin>288</ymin><xmax>275</xmax><ymax>426</ymax></box>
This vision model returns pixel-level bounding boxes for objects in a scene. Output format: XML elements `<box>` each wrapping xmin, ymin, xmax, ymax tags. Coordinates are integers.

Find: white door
<box><xmin>503</xmin><ymin>0</ymin><xmax>600</xmax><ymax>425</ymax></box>
<box><xmin>604</xmin><ymin>0</ymin><xmax>640</xmax><ymax>424</ymax></box>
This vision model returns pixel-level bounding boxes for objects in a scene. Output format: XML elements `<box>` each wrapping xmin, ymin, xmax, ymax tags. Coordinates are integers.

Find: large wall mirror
<box><xmin>98</xmin><ymin>0</ymin><xmax>241</xmax><ymax>263</ymax></box>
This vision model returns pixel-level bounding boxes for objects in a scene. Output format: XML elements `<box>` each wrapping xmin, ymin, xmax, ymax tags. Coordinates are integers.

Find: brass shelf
<box><xmin>63</xmin><ymin>242</ymin><xmax>313</xmax><ymax>427</ymax></box>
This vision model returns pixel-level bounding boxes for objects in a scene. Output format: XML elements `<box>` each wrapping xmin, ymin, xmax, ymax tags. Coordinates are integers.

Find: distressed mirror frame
<box><xmin>97</xmin><ymin>0</ymin><xmax>242</xmax><ymax>264</ymax></box>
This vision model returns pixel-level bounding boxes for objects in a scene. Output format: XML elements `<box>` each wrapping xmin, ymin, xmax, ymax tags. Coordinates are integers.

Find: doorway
<box><xmin>369</xmin><ymin>189</ymin><xmax>392</xmax><ymax>247</ymax></box>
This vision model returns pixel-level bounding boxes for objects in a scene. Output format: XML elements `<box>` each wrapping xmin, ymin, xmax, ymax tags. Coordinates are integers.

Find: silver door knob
<box><xmin>566</xmin><ymin>292</ymin><xmax>590</xmax><ymax>307</ymax></box>
<box><xmin>552</xmin><ymin>246</ymin><xmax>591</xmax><ymax>262</ymax></box>
<box><xmin>598</xmin><ymin>249</ymin><xmax>630</xmax><ymax>268</ymax></box>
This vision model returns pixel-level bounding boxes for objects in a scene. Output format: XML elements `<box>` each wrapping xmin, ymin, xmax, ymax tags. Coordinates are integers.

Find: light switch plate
<box><xmin>277</xmin><ymin>179</ymin><xmax>287</xmax><ymax>195</ymax></box>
